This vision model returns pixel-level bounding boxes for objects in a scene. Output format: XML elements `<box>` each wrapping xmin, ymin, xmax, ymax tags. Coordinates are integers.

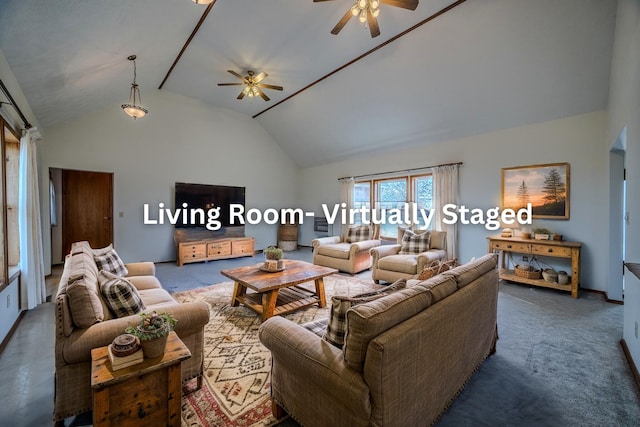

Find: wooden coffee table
<box><xmin>221</xmin><ymin>259</ymin><xmax>337</xmax><ymax>321</ymax></box>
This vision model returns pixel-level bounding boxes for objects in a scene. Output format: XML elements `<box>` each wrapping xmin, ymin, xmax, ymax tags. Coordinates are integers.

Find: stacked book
<box><xmin>108</xmin><ymin>334</ymin><xmax>144</xmax><ymax>371</ymax></box>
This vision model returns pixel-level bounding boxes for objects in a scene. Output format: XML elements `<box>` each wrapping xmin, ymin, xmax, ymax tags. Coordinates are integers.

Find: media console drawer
<box><xmin>177</xmin><ymin>237</ymin><xmax>254</xmax><ymax>266</ymax></box>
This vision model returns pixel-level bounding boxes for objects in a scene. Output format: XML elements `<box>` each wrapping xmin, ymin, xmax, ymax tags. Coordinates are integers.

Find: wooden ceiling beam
<box><xmin>158</xmin><ymin>1</ymin><xmax>217</xmax><ymax>90</ymax></box>
<box><xmin>253</xmin><ymin>0</ymin><xmax>467</xmax><ymax>119</ymax></box>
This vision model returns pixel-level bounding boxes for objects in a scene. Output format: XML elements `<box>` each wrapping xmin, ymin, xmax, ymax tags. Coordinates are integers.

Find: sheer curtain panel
<box><xmin>19</xmin><ymin>128</ymin><xmax>46</xmax><ymax>309</ymax></box>
<box><xmin>432</xmin><ymin>164</ymin><xmax>459</xmax><ymax>259</ymax></box>
<box><xmin>339</xmin><ymin>177</ymin><xmax>355</xmax><ymax>237</ymax></box>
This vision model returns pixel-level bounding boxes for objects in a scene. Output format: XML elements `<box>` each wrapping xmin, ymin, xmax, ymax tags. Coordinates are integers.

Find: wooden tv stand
<box><xmin>177</xmin><ymin>236</ymin><xmax>254</xmax><ymax>266</ymax></box>
<box><xmin>487</xmin><ymin>235</ymin><xmax>581</xmax><ymax>298</ymax></box>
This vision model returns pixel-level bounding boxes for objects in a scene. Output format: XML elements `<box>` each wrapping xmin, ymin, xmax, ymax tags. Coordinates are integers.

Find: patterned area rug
<box><xmin>174</xmin><ymin>274</ymin><xmax>379</xmax><ymax>427</ymax></box>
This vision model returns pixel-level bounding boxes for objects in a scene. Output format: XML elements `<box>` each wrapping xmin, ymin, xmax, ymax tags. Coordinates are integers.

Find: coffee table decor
<box><xmin>262</xmin><ymin>246</ymin><xmax>284</xmax><ymax>272</ymax></box>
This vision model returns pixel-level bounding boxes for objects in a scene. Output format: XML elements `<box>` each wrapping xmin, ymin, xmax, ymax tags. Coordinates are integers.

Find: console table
<box><xmin>487</xmin><ymin>235</ymin><xmax>582</xmax><ymax>298</ymax></box>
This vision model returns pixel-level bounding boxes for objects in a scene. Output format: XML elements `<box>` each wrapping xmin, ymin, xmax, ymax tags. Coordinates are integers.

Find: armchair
<box><xmin>370</xmin><ymin>228</ymin><xmax>447</xmax><ymax>283</ymax></box>
<box><xmin>312</xmin><ymin>224</ymin><xmax>381</xmax><ymax>274</ymax></box>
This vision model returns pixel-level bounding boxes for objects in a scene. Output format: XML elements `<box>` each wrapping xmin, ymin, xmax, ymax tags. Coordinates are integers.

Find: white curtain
<box><xmin>432</xmin><ymin>164</ymin><xmax>460</xmax><ymax>259</ymax></box>
<box><xmin>19</xmin><ymin>127</ymin><xmax>47</xmax><ymax>309</ymax></box>
<box><xmin>339</xmin><ymin>177</ymin><xmax>355</xmax><ymax>237</ymax></box>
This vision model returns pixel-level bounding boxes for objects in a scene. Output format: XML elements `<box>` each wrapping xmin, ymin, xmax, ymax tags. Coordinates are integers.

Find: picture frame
<box><xmin>502</xmin><ymin>162</ymin><xmax>570</xmax><ymax>220</ymax></box>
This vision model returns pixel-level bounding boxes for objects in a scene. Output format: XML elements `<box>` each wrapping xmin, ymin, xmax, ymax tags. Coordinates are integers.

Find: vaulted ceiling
<box><xmin>0</xmin><ymin>0</ymin><xmax>618</xmax><ymax>167</ymax></box>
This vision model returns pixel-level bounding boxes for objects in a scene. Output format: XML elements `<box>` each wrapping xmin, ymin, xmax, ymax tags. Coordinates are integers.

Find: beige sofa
<box><xmin>370</xmin><ymin>229</ymin><xmax>447</xmax><ymax>283</ymax></box>
<box><xmin>53</xmin><ymin>241</ymin><xmax>210</xmax><ymax>424</ymax></box>
<box><xmin>312</xmin><ymin>225</ymin><xmax>381</xmax><ymax>274</ymax></box>
<box><xmin>259</xmin><ymin>253</ymin><xmax>499</xmax><ymax>427</ymax></box>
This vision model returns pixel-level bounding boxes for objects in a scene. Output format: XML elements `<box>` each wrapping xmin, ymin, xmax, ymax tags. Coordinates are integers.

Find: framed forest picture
<box><xmin>502</xmin><ymin>162</ymin><xmax>570</xmax><ymax>219</ymax></box>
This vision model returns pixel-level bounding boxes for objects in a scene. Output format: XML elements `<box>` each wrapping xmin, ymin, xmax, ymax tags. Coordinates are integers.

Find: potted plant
<box><xmin>125</xmin><ymin>311</ymin><xmax>178</xmax><ymax>358</ymax></box>
<box><xmin>263</xmin><ymin>246</ymin><xmax>284</xmax><ymax>271</ymax></box>
<box><xmin>532</xmin><ymin>228</ymin><xmax>552</xmax><ymax>240</ymax></box>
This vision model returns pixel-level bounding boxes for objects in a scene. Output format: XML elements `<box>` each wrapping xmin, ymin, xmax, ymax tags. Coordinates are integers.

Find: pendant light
<box><xmin>121</xmin><ymin>55</ymin><xmax>148</xmax><ymax>120</ymax></box>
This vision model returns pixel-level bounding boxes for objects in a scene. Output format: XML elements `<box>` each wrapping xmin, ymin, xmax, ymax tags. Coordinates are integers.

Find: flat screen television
<box><xmin>174</xmin><ymin>182</ymin><xmax>245</xmax><ymax>228</ymax></box>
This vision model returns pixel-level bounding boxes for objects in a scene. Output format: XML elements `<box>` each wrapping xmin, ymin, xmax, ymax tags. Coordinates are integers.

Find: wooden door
<box><xmin>62</xmin><ymin>169</ymin><xmax>113</xmax><ymax>256</ymax></box>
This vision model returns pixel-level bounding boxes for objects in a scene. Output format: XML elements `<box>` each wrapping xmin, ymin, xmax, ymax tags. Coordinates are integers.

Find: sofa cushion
<box><xmin>324</xmin><ymin>279</ymin><xmax>407</xmax><ymax>348</ymax></box>
<box><xmin>94</xmin><ymin>246</ymin><xmax>128</xmax><ymax>277</ymax></box>
<box><xmin>316</xmin><ymin>243</ymin><xmax>351</xmax><ymax>260</ymax></box>
<box><xmin>346</xmin><ymin>225</ymin><xmax>372</xmax><ymax>243</ymax></box>
<box><xmin>443</xmin><ymin>254</ymin><xmax>498</xmax><ymax>289</ymax></box>
<box><xmin>399</xmin><ymin>229</ymin><xmax>431</xmax><ymax>254</ymax></box>
<box><xmin>378</xmin><ymin>254</ymin><xmax>418</xmax><ymax>274</ymax></box>
<box><xmin>127</xmin><ymin>275</ymin><xmax>163</xmax><ymax>291</ymax></box>
<box><xmin>137</xmin><ymin>289</ymin><xmax>179</xmax><ymax>309</ymax></box>
<box><xmin>99</xmin><ymin>270</ymin><xmax>146</xmax><ymax>318</ymax></box>
<box><xmin>344</xmin><ymin>283</ymin><xmax>439</xmax><ymax>372</ymax></box>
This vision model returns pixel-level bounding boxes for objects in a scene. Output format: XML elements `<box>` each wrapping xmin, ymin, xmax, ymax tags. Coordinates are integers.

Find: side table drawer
<box><xmin>490</xmin><ymin>241</ymin><xmax>530</xmax><ymax>253</ymax></box>
<box><xmin>530</xmin><ymin>245</ymin><xmax>572</xmax><ymax>258</ymax></box>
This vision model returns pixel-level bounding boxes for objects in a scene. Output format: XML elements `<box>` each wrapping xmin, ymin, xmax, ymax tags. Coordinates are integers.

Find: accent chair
<box><xmin>370</xmin><ymin>227</ymin><xmax>447</xmax><ymax>283</ymax></box>
<box><xmin>312</xmin><ymin>224</ymin><xmax>381</xmax><ymax>274</ymax></box>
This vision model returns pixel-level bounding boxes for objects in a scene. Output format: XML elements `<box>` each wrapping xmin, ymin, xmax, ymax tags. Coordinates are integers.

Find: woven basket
<box><xmin>515</xmin><ymin>265</ymin><xmax>541</xmax><ymax>280</ymax></box>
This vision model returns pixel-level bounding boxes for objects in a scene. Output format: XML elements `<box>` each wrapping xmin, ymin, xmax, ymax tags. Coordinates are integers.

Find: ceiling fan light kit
<box><xmin>217</xmin><ymin>70</ymin><xmax>283</xmax><ymax>102</ymax></box>
<box><xmin>121</xmin><ymin>55</ymin><xmax>148</xmax><ymax>120</ymax></box>
<box><xmin>316</xmin><ymin>0</ymin><xmax>418</xmax><ymax>38</ymax></box>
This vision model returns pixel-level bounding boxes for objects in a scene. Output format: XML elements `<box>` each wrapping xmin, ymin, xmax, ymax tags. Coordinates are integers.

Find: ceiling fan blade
<box><xmin>368</xmin><ymin>11</ymin><xmax>381</xmax><ymax>38</ymax></box>
<box><xmin>253</xmin><ymin>72</ymin><xmax>268</xmax><ymax>83</ymax></box>
<box><xmin>331</xmin><ymin>9</ymin><xmax>353</xmax><ymax>35</ymax></box>
<box><xmin>237</xmin><ymin>91</ymin><xmax>246</xmax><ymax>100</ymax></box>
<box><xmin>381</xmin><ymin>0</ymin><xmax>419</xmax><ymax>10</ymax></box>
<box><xmin>257</xmin><ymin>83</ymin><xmax>283</xmax><ymax>91</ymax></box>
<box><xmin>227</xmin><ymin>70</ymin><xmax>245</xmax><ymax>80</ymax></box>
<box><xmin>257</xmin><ymin>89</ymin><xmax>270</xmax><ymax>101</ymax></box>
<box><xmin>313</xmin><ymin>0</ymin><xmax>337</xmax><ymax>2</ymax></box>
<box><xmin>217</xmin><ymin>83</ymin><xmax>243</xmax><ymax>86</ymax></box>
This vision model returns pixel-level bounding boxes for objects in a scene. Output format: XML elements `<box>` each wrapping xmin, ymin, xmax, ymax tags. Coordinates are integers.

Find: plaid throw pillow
<box><xmin>399</xmin><ymin>229</ymin><xmax>431</xmax><ymax>254</ymax></box>
<box><xmin>94</xmin><ymin>247</ymin><xmax>128</xmax><ymax>277</ymax></box>
<box><xmin>323</xmin><ymin>279</ymin><xmax>406</xmax><ymax>348</ymax></box>
<box><xmin>346</xmin><ymin>225</ymin><xmax>372</xmax><ymax>243</ymax></box>
<box><xmin>99</xmin><ymin>270</ymin><xmax>145</xmax><ymax>318</ymax></box>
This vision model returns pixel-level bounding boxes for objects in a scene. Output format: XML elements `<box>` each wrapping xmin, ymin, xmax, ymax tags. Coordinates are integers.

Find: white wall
<box><xmin>38</xmin><ymin>90</ymin><xmax>299</xmax><ymax>263</ymax></box>
<box><xmin>297</xmin><ymin>111</ymin><xmax>608</xmax><ymax>292</ymax></box>
<box><xmin>607</xmin><ymin>0</ymin><xmax>640</xmax><ymax>372</ymax></box>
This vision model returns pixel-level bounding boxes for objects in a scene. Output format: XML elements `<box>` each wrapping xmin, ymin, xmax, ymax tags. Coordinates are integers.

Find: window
<box><xmin>0</xmin><ymin>118</ymin><xmax>20</xmax><ymax>290</ymax></box>
<box><xmin>355</xmin><ymin>173</ymin><xmax>433</xmax><ymax>239</ymax></box>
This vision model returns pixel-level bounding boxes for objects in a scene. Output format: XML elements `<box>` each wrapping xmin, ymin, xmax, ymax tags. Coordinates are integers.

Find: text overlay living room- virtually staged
<box><xmin>1</xmin><ymin>0</ymin><xmax>640</xmax><ymax>426</ymax></box>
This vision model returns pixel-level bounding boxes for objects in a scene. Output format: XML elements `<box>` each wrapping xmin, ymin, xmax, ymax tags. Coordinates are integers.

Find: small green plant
<box><xmin>264</xmin><ymin>246</ymin><xmax>284</xmax><ymax>260</ymax></box>
<box><xmin>532</xmin><ymin>228</ymin><xmax>552</xmax><ymax>235</ymax></box>
<box><xmin>125</xmin><ymin>311</ymin><xmax>177</xmax><ymax>341</ymax></box>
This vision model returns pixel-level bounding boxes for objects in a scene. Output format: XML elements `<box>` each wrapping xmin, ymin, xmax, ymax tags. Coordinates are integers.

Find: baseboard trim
<box><xmin>582</xmin><ymin>288</ymin><xmax>624</xmax><ymax>305</ymax></box>
<box><xmin>0</xmin><ymin>310</ymin><xmax>26</xmax><ymax>355</ymax></box>
<box><xmin>621</xmin><ymin>339</ymin><xmax>640</xmax><ymax>393</ymax></box>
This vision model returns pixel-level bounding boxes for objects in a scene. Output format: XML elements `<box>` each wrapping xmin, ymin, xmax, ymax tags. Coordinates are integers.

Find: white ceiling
<box><xmin>0</xmin><ymin>0</ymin><xmax>618</xmax><ymax>167</ymax></box>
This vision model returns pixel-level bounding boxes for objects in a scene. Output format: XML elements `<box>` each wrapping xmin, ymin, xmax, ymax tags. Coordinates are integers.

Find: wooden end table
<box><xmin>90</xmin><ymin>331</ymin><xmax>191</xmax><ymax>427</ymax></box>
<box><xmin>221</xmin><ymin>259</ymin><xmax>337</xmax><ymax>321</ymax></box>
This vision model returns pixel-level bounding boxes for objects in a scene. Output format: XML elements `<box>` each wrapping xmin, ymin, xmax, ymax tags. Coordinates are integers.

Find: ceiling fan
<box><xmin>217</xmin><ymin>70</ymin><xmax>283</xmax><ymax>101</ymax></box>
<box><xmin>315</xmin><ymin>0</ymin><xmax>419</xmax><ymax>38</ymax></box>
